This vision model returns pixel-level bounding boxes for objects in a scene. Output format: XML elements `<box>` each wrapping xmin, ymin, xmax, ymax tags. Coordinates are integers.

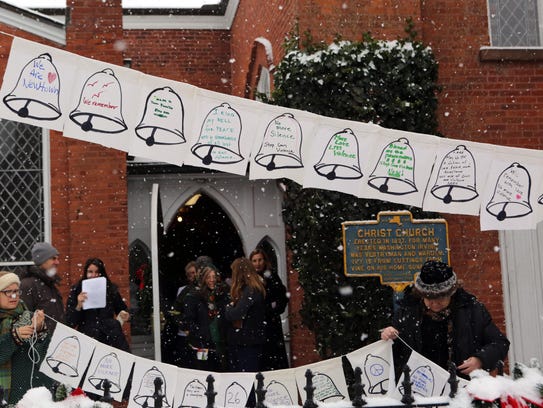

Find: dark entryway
<box><xmin>159</xmin><ymin>192</ymin><xmax>244</xmax><ymax>305</ymax></box>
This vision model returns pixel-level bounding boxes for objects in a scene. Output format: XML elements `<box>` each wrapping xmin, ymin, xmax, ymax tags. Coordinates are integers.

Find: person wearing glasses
<box><xmin>20</xmin><ymin>242</ymin><xmax>65</xmax><ymax>333</ymax></box>
<box><xmin>65</xmin><ymin>258</ymin><xmax>130</xmax><ymax>352</ymax></box>
<box><xmin>0</xmin><ymin>271</ymin><xmax>52</xmax><ymax>404</ymax></box>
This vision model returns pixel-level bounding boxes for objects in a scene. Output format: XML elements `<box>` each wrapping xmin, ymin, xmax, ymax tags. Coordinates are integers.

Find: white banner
<box><xmin>2</xmin><ymin>33</ymin><xmax>543</xmax><ymax>230</ymax></box>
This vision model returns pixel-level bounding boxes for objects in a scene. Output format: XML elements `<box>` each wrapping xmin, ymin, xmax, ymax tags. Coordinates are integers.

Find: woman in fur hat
<box><xmin>0</xmin><ymin>271</ymin><xmax>52</xmax><ymax>404</ymax></box>
<box><xmin>381</xmin><ymin>260</ymin><xmax>509</xmax><ymax>380</ymax></box>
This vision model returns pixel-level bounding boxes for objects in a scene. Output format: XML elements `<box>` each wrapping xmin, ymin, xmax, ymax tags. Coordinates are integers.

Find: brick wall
<box><xmin>122</xmin><ymin>29</ymin><xmax>232</xmax><ymax>93</ymax></box>
<box><xmin>419</xmin><ymin>0</ymin><xmax>543</xmax><ymax>330</ymax></box>
<box><xmin>227</xmin><ymin>0</ymin><xmax>537</xmax><ymax>365</ymax></box>
<box><xmin>1</xmin><ymin>0</ymin><xmax>536</xmax><ymax>370</ymax></box>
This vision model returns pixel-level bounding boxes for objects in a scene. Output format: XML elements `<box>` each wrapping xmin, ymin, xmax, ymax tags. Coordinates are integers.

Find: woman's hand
<box><xmin>76</xmin><ymin>291</ymin><xmax>88</xmax><ymax>311</ymax></box>
<box><xmin>32</xmin><ymin>309</ymin><xmax>45</xmax><ymax>331</ymax></box>
<box><xmin>458</xmin><ymin>356</ymin><xmax>482</xmax><ymax>375</ymax></box>
<box><xmin>16</xmin><ymin>325</ymin><xmax>37</xmax><ymax>340</ymax></box>
<box><xmin>117</xmin><ymin>310</ymin><xmax>130</xmax><ymax>325</ymax></box>
<box><xmin>380</xmin><ymin>326</ymin><xmax>399</xmax><ymax>341</ymax></box>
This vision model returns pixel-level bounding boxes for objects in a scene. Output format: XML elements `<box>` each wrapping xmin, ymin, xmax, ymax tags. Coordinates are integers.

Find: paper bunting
<box><xmin>249</xmin><ymin>105</ymin><xmax>321</xmax><ymax>185</ymax></box>
<box><xmin>39</xmin><ymin>323</ymin><xmax>98</xmax><ymax>388</ymax></box>
<box><xmin>480</xmin><ymin>145</ymin><xmax>543</xmax><ymax>231</ymax></box>
<box><xmin>1</xmin><ymin>33</ymin><xmax>543</xmax><ymax>230</ymax></box>
<box><xmin>390</xmin><ymin>349</ymin><xmax>469</xmax><ymax>399</ymax></box>
<box><xmin>62</xmin><ymin>58</ymin><xmax>143</xmax><ymax>152</ymax></box>
<box><xmin>128</xmin><ymin>357</ymin><xmax>178</xmax><ymax>408</ymax></box>
<box><xmin>294</xmin><ymin>356</ymin><xmax>349</xmax><ymax>404</ymax></box>
<box><xmin>423</xmin><ymin>139</ymin><xmax>496</xmax><ymax>216</ymax></box>
<box><xmin>0</xmin><ymin>37</ymin><xmax>79</xmax><ymax>131</ymax></box>
<box><xmin>345</xmin><ymin>339</ymin><xmax>394</xmax><ymax>397</ymax></box>
<box><xmin>257</xmin><ymin>368</ymin><xmax>299</xmax><ymax>406</ymax></box>
<box><xmin>127</xmin><ymin>74</ymin><xmax>198</xmax><ymax>167</ymax></box>
<box><xmin>82</xmin><ymin>342</ymin><xmax>135</xmax><ymax>402</ymax></box>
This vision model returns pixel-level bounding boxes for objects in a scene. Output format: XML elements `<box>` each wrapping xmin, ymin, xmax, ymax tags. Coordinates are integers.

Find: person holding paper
<box><xmin>65</xmin><ymin>258</ymin><xmax>130</xmax><ymax>352</ymax></box>
<box><xmin>380</xmin><ymin>260</ymin><xmax>509</xmax><ymax>380</ymax></box>
<box><xmin>0</xmin><ymin>271</ymin><xmax>53</xmax><ymax>404</ymax></box>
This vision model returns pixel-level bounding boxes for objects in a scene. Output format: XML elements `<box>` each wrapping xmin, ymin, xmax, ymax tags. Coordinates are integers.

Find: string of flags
<box><xmin>41</xmin><ymin>321</ymin><xmax>467</xmax><ymax>408</ymax></box>
<box><xmin>1</xmin><ymin>34</ymin><xmax>542</xmax><ymax>231</ymax></box>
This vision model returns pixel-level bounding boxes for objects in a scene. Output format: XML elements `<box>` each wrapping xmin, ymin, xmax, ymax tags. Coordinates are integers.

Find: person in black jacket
<box><xmin>184</xmin><ymin>265</ymin><xmax>228</xmax><ymax>372</ymax></box>
<box><xmin>249</xmin><ymin>248</ymin><xmax>289</xmax><ymax>370</ymax></box>
<box><xmin>381</xmin><ymin>260</ymin><xmax>510</xmax><ymax>380</ymax></box>
<box><xmin>225</xmin><ymin>257</ymin><xmax>266</xmax><ymax>372</ymax></box>
<box><xmin>66</xmin><ymin>258</ymin><xmax>130</xmax><ymax>352</ymax></box>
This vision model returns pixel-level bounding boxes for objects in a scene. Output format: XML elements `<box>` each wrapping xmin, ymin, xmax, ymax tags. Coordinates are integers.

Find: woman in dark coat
<box><xmin>381</xmin><ymin>260</ymin><xmax>509</xmax><ymax>380</ymax></box>
<box><xmin>0</xmin><ymin>271</ymin><xmax>52</xmax><ymax>404</ymax></box>
<box><xmin>184</xmin><ymin>265</ymin><xmax>228</xmax><ymax>372</ymax></box>
<box><xmin>225</xmin><ymin>257</ymin><xmax>266</xmax><ymax>372</ymax></box>
<box><xmin>249</xmin><ymin>248</ymin><xmax>289</xmax><ymax>370</ymax></box>
<box><xmin>66</xmin><ymin>258</ymin><xmax>130</xmax><ymax>352</ymax></box>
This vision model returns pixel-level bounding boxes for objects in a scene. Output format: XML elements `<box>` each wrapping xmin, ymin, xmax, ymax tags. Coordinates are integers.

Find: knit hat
<box><xmin>31</xmin><ymin>242</ymin><xmax>59</xmax><ymax>266</ymax></box>
<box><xmin>414</xmin><ymin>260</ymin><xmax>457</xmax><ymax>298</ymax></box>
<box><xmin>0</xmin><ymin>271</ymin><xmax>21</xmax><ymax>291</ymax></box>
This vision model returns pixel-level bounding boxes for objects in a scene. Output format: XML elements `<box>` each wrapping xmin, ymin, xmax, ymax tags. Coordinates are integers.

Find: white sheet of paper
<box><xmin>82</xmin><ymin>276</ymin><xmax>107</xmax><ymax>309</ymax></box>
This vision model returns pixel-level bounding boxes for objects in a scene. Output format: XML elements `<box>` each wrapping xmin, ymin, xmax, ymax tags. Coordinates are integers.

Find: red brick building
<box><xmin>0</xmin><ymin>0</ymin><xmax>541</xmax><ymax>370</ymax></box>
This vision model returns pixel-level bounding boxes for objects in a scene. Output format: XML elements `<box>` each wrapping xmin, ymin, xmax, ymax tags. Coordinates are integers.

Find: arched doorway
<box><xmin>159</xmin><ymin>192</ymin><xmax>244</xmax><ymax>363</ymax></box>
<box><xmin>160</xmin><ymin>191</ymin><xmax>244</xmax><ymax>303</ymax></box>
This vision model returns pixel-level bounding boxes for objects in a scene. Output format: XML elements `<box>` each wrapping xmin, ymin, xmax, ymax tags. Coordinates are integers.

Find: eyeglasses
<box><xmin>0</xmin><ymin>289</ymin><xmax>22</xmax><ymax>297</ymax></box>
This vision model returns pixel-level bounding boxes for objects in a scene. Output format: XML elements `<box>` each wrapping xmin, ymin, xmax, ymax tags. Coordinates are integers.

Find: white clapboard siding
<box><xmin>500</xmin><ymin>222</ymin><xmax>543</xmax><ymax>368</ymax></box>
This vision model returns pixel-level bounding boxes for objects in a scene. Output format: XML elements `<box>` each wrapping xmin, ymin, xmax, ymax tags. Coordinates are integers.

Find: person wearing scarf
<box><xmin>0</xmin><ymin>271</ymin><xmax>52</xmax><ymax>404</ymax></box>
<box><xmin>381</xmin><ymin>260</ymin><xmax>510</xmax><ymax>381</ymax></box>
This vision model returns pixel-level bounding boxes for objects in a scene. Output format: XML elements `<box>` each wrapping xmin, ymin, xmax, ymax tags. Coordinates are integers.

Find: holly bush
<box><xmin>269</xmin><ymin>23</ymin><xmax>441</xmax><ymax>358</ymax></box>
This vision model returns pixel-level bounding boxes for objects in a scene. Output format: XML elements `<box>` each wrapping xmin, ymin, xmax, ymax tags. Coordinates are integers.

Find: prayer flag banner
<box><xmin>0</xmin><ymin>37</ymin><xmax>78</xmax><ymax>131</ymax></box>
<box><xmin>82</xmin><ymin>342</ymin><xmax>135</xmax><ymax>402</ymax></box>
<box><xmin>1</xmin><ymin>33</ymin><xmax>543</xmax><ymax>230</ymax></box>
<box><xmin>294</xmin><ymin>356</ymin><xmax>349</xmax><ymax>404</ymax></box>
<box><xmin>39</xmin><ymin>323</ymin><xmax>97</xmax><ymax>388</ymax></box>
<box><xmin>345</xmin><ymin>340</ymin><xmax>394</xmax><ymax>397</ymax></box>
<box><xmin>390</xmin><ymin>349</ymin><xmax>468</xmax><ymax>399</ymax></box>
<box><xmin>128</xmin><ymin>357</ymin><xmax>178</xmax><ymax>408</ymax></box>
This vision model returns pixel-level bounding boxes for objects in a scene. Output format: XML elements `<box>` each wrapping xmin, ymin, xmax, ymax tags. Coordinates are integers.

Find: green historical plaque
<box><xmin>342</xmin><ymin>210</ymin><xmax>450</xmax><ymax>291</ymax></box>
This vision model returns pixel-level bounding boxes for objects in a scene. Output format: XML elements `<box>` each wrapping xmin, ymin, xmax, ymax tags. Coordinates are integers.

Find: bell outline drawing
<box><xmin>314</xmin><ymin>128</ymin><xmax>363</xmax><ymax>180</ymax></box>
<box><xmin>45</xmin><ymin>335</ymin><xmax>81</xmax><ymax>377</ymax></box>
<box><xmin>191</xmin><ymin>102</ymin><xmax>244</xmax><ymax>165</ymax></box>
<box><xmin>368</xmin><ymin>137</ymin><xmax>417</xmax><ymax>195</ymax></box>
<box><xmin>254</xmin><ymin>113</ymin><xmax>304</xmax><ymax>170</ymax></box>
<box><xmin>486</xmin><ymin>162</ymin><xmax>532</xmax><ymax>221</ymax></box>
<box><xmin>69</xmin><ymin>68</ymin><xmax>127</xmax><ymax>134</ymax></box>
<box><xmin>3</xmin><ymin>52</ymin><xmax>62</xmax><ymax>121</ymax></box>
<box><xmin>135</xmin><ymin>86</ymin><xmax>185</xmax><ymax>146</ymax></box>
<box><xmin>431</xmin><ymin>144</ymin><xmax>479</xmax><ymax>204</ymax></box>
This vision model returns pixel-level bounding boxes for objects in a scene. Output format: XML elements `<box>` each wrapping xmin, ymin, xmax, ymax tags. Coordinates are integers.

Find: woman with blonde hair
<box><xmin>225</xmin><ymin>257</ymin><xmax>266</xmax><ymax>372</ymax></box>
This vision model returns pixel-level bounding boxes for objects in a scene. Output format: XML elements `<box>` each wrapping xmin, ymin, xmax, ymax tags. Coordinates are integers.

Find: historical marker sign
<box><xmin>342</xmin><ymin>210</ymin><xmax>449</xmax><ymax>291</ymax></box>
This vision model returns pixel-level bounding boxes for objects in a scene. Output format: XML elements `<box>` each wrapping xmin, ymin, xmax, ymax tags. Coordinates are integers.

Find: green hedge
<box><xmin>268</xmin><ymin>24</ymin><xmax>442</xmax><ymax>358</ymax></box>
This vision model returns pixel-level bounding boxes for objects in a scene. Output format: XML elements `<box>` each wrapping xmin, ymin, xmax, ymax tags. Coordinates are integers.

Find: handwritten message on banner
<box><xmin>342</xmin><ymin>210</ymin><xmax>450</xmax><ymax>291</ymax></box>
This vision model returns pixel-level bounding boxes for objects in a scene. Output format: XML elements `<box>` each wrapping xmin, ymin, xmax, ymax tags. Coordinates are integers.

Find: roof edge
<box><xmin>0</xmin><ymin>2</ymin><xmax>65</xmax><ymax>45</ymax></box>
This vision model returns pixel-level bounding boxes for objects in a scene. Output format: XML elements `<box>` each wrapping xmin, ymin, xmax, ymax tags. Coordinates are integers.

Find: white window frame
<box><xmin>0</xmin><ymin>127</ymin><xmax>51</xmax><ymax>267</ymax></box>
